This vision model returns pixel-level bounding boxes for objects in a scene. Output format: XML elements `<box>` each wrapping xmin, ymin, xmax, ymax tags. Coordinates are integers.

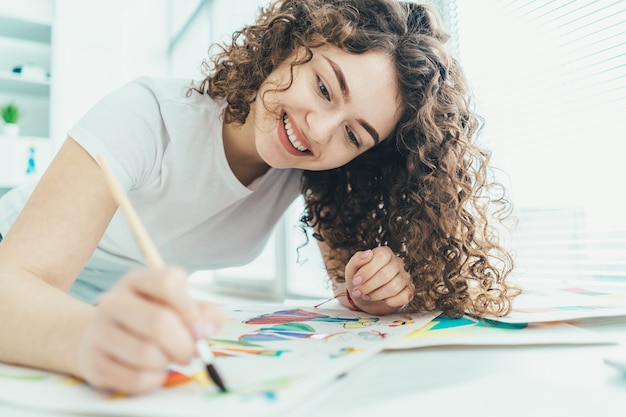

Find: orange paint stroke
<box><xmin>163</xmin><ymin>370</ymin><xmax>193</xmax><ymax>387</ymax></box>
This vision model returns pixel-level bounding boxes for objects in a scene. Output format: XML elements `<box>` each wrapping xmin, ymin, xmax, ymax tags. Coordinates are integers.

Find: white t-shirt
<box><xmin>0</xmin><ymin>77</ymin><xmax>302</xmax><ymax>302</ymax></box>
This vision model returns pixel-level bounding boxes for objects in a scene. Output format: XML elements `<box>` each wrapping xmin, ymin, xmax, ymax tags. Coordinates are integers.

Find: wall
<box><xmin>168</xmin><ymin>0</ymin><xmax>266</xmax><ymax>82</ymax></box>
<box><xmin>51</xmin><ymin>0</ymin><xmax>171</xmax><ymax>150</ymax></box>
<box><xmin>0</xmin><ymin>0</ymin><xmax>54</xmax><ymax>23</ymax></box>
<box><xmin>0</xmin><ymin>0</ymin><xmax>171</xmax><ymax>190</ymax></box>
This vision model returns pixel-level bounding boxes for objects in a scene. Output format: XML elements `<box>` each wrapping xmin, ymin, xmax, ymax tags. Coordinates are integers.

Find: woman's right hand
<box><xmin>75</xmin><ymin>266</ymin><xmax>224</xmax><ymax>395</ymax></box>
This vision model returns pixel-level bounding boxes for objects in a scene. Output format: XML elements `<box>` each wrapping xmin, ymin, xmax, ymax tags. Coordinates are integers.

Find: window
<box><xmin>452</xmin><ymin>0</ymin><xmax>626</xmax><ymax>282</ymax></box>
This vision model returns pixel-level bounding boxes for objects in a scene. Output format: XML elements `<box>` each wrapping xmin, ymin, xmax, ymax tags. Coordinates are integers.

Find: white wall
<box><xmin>50</xmin><ymin>0</ymin><xmax>171</xmax><ymax>149</ymax></box>
<box><xmin>0</xmin><ymin>0</ymin><xmax>54</xmax><ymax>23</ymax></box>
<box><xmin>4</xmin><ymin>0</ymin><xmax>265</xmax><ymax>151</ymax></box>
<box><xmin>168</xmin><ymin>0</ymin><xmax>211</xmax><ymax>81</ymax></box>
<box><xmin>168</xmin><ymin>0</ymin><xmax>266</xmax><ymax>81</ymax></box>
<box><xmin>0</xmin><ymin>0</ymin><xmax>172</xmax><ymax>188</ymax></box>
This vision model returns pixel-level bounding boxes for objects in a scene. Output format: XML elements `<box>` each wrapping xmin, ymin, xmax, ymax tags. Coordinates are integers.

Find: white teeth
<box><xmin>283</xmin><ymin>114</ymin><xmax>308</xmax><ymax>152</ymax></box>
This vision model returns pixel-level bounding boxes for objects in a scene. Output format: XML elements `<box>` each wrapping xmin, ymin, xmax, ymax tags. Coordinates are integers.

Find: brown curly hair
<box><xmin>192</xmin><ymin>0</ymin><xmax>519</xmax><ymax>317</ymax></box>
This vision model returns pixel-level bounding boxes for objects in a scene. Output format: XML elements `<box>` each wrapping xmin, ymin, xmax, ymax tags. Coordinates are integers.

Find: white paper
<box><xmin>390</xmin><ymin>313</ymin><xmax>617</xmax><ymax>349</ymax></box>
<box><xmin>0</xmin><ymin>305</ymin><xmax>435</xmax><ymax>417</ymax></box>
<box><xmin>481</xmin><ymin>281</ymin><xmax>626</xmax><ymax>323</ymax></box>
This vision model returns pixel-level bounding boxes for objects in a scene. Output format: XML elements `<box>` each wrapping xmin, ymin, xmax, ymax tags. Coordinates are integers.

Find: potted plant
<box><xmin>1</xmin><ymin>102</ymin><xmax>21</xmax><ymax>137</ymax></box>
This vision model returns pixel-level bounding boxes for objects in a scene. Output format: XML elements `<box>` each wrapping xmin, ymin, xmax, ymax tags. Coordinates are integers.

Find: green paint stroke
<box><xmin>260</xmin><ymin>322</ymin><xmax>316</xmax><ymax>332</ymax></box>
<box><xmin>476</xmin><ymin>319</ymin><xmax>528</xmax><ymax>329</ymax></box>
<box><xmin>430</xmin><ymin>316</ymin><xmax>475</xmax><ymax>330</ymax></box>
<box><xmin>211</xmin><ymin>338</ymin><xmax>263</xmax><ymax>347</ymax></box>
<box><xmin>429</xmin><ymin>315</ymin><xmax>528</xmax><ymax>331</ymax></box>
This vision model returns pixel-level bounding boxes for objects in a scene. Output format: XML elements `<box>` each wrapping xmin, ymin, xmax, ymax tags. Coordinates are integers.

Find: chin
<box><xmin>255</xmin><ymin>144</ymin><xmax>289</xmax><ymax>169</ymax></box>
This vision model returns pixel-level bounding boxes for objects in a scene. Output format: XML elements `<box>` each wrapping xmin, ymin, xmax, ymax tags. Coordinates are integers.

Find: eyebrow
<box><xmin>323</xmin><ymin>56</ymin><xmax>381</xmax><ymax>145</ymax></box>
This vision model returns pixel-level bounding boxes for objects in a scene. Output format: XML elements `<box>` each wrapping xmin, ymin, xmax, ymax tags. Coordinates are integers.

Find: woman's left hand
<box><xmin>344</xmin><ymin>246</ymin><xmax>414</xmax><ymax>315</ymax></box>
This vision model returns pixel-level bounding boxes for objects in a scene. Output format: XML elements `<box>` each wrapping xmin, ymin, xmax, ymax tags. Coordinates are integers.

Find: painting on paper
<box><xmin>0</xmin><ymin>305</ymin><xmax>434</xmax><ymax>417</ymax></box>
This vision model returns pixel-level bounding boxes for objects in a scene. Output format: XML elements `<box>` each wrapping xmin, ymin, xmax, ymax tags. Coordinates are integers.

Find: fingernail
<box><xmin>352</xmin><ymin>289</ymin><xmax>362</xmax><ymax>298</ymax></box>
<box><xmin>193</xmin><ymin>321</ymin><xmax>217</xmax><ymax>340</ymax></box>
<box><xmin>352</xmin><ymin>275</ymin><xmax>363</xmax><ymax>285</ymax></box>
<box><xmin>360</xmin><ymin>250</ymin><xmax>372</xmax><ymax>259</ymax></box>
<box><xmin>362</xmin><ymin>294</ymin><xmax>371</xmax><ymax>301</ymax></box>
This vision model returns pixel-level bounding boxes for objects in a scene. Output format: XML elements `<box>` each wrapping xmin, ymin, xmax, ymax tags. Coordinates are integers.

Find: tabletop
<box><xmin>4</xmin><ymin>276</ymin><xmax>626</xmax><ymax>417</ymax></box>
<box><xmin>2</xmin><ymin>315</ymin><xmax>625</xmax><ymax>417</ymax></box>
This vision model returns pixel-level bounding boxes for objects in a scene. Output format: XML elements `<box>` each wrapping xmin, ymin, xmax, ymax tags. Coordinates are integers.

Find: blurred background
<box><xmin>0</xmin><ymin>0</ymin><xmax>624</xmax><ymax>301</ymax></box>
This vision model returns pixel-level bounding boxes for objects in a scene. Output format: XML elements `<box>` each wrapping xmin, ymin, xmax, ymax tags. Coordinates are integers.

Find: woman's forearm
<box><xmin>0</xmin><ymin>266</ymin><xmax>93</xmax><ymax>377</ymax></box>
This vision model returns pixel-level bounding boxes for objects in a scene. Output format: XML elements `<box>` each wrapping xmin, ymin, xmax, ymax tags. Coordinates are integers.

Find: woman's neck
<box><xmin>222</xmin><ymin>118</ymin><xmax>270</xmax><ymax>187</ymax></box>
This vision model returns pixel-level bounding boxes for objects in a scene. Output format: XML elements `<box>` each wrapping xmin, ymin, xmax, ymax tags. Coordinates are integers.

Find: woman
<box><xmin>0</xmin><ymin>0</ymin><xmax>517</xmax><ymax>395</ymax></box>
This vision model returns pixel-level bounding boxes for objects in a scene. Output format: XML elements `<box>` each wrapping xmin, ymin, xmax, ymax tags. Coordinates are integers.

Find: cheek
<box><xmin>252</xmin><ymin>86</ymin><xmax>282</xmax><ymax>121</ymax></box>
<box><xmin>256</xmin><ymin>91</ymin><xmax>277</xmax><ymax>120</ymax></box>
<box><xmin>323</xmin><ymin>148</ymin><xmax>361</xmax><ymax>170</ymax></box>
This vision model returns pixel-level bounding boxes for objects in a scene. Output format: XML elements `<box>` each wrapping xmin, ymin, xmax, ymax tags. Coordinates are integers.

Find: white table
<box><xmin>290</xmin><ymin>316</ymin><xmax>626</xmax><ymax>417</ymax></box>
<box><xmin>2</xmin><ymin>314</ymin><xmax>625</xmax><ymax>417</ymax></box>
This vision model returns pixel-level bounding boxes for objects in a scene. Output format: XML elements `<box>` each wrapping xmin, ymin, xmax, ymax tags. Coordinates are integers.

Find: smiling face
<box><xmin>226</xmin><ymin>44</ymin><xmax>403</xmax><ymax>173</ymax></box>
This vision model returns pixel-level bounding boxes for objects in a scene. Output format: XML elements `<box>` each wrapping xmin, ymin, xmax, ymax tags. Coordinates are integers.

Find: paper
<box><xmin>481</xmin><ymin>281</ymin><xmax>626</xmax><ymax>323</ymax></box>
<box><xmin>390</xmin><ymin>313</ymin><xmax>617</xmax><ymax>349</ymax></box>
<box><xmin>604</xmin><ymin>346</ymin><xmax>626</xmax><ymax>373</ymax></box>
<box><xmin>0</xmin><ymin>305</ymin><xmax>435</xmax><ymax>417</ymax></box>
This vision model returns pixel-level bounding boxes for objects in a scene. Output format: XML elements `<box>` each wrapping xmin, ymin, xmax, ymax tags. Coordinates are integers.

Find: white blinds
<box><xmin>452</xmin><ymin>0</ymin><xmax>626</xmax><ymax>281</ymax></box>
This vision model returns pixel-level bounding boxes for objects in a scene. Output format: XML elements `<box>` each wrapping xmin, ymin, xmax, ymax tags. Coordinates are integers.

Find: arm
<box><xmin>0</xmin><ymin>137</ymin><xmax>113</xmax><ymax>372</ymax></box>
<box><xmin>317</xmin><ymin>240</ymin><xmax>414</xmax><ymax>315</ymax></box>
<box><xmin>0</xmin><ymin>138</ymin><xmax>224</xmax><ymax>394</ymax></box>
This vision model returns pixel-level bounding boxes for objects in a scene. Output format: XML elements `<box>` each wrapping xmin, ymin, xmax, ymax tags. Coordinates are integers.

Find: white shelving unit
<box><xmin>0</xmin><ymin>13</ymin><xmax>54</xmax><ymax>190</ymax></box>
<box><xmin>0</xmin><ymin>70</ymin><xmax>51</xmax><ymax>96</ymax></box>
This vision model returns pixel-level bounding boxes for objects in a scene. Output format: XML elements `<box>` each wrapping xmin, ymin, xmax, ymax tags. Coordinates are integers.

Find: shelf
<box><xmin>0</xmin><ymin>71</ymin><xmax>50</xmax><ymax>96</ymax></box>
<box><xmin>0</xmin><ymin>15</ymin><xmax>51</xmax><ymax>44</ymax></box>
<box><xmin>0</xmin><ymin>12</ymin><xmax>54</xmax><ymax>186</ymax></box>
<box><xmin>0</xmin><ymin>135</ymin><xmax>54</xmax><ymax>189</ymax></box>
<box><xmin>0</xmin><ymin>134</ymin><xmax>49</xmax><ymax>140</ymax></box>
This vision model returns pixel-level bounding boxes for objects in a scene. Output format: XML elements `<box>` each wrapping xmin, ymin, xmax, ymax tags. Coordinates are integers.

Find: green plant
<box><xmin>1</xmin><ymin>102</ymin><xmax>21</xmax><ymax>124</ymax></box>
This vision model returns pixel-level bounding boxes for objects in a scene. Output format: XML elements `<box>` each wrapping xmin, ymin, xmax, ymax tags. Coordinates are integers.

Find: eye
<box><xmin>317</xmin><ymin>76</ymin><xmax>330</xmax><ymax>101</ymax></box>
<box><xmin>345</xmin><ymin>126</ymin><xmax>361</xmax><ymax>149</ymax></box>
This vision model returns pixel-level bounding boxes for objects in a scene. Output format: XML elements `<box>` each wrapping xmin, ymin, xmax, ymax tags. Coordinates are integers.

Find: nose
<box><xmin>305</xmin><ymin>108</ymin><xmax>342</xmax><ymax>145</ymax></box>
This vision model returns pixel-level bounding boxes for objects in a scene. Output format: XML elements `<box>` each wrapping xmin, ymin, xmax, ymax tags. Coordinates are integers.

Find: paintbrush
<box><xmin>96</xmin><ymin>154</ymin><xmax>228</xmax><ymax>393</ymax></box>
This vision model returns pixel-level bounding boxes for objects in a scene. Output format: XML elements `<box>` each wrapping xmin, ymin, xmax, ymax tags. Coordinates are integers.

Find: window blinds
<box><xmin>452</xmin><ymin>0</ymin><xmax>626</xmax><ymax>282</ymax></box>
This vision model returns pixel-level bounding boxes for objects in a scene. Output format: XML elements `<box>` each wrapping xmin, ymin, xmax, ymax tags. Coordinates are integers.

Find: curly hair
<box><xmin>192</xmin><ymin>0</ymin><xmax>519</xmax><ymax>317</ymax></box>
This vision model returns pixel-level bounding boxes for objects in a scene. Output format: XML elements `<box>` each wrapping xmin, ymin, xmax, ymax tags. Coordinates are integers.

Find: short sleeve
<box><xmin>67</xmin><ymin>77</ymin><xmax>167</xmax><ymax>191</ymax></box>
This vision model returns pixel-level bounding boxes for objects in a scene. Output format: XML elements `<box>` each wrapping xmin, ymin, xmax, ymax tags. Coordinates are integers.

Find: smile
<box><xmin>282</xmin><ymin>114</ymin><xmax>310</xmax><ymax>153</ymax></box>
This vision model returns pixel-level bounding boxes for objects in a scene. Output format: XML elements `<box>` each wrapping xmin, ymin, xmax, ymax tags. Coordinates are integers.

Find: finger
<box><xmin>87</xmin><ymin>351</ymin><xmax>167</xmax><ymax>395</ymax></box>
<box><xmin>363</xmin><ymin>275</ymin><xmax>410</xmax><ymax>302</ymax></box>
<box><xmin>192</xmin><ymin>302</ymin><xmax>226</xmax><ymax>339</ymax></box>
<box><xmin>97</xmin><ymin>322</ymin><xmax>170</xmax><ymax>371</ymax></box>
<box><xmin>345</xmin><ymin>249</ymin><xmax>374</xmax><ymax>286</ymax></box>
<box><xmin>358</xmin><ymin>267</ymin><xmax>405</xmax><ymax>301</ymax></box>
<box><xmin>378</xmin><ymin>285</ymin><xmax>414</xmax><ymax>309</ymax></box>
<box><xmin>98</xmin><ymin>289</ymin><xmax>196</xmax><ymax>365</ymax></box>
<box><xmin>351</xmin><ymin>247</ymin><xmax>394</xmax><ymax>286</ymax></box>
<box><xmin>124</xmin><ymin>267</ymin><xmax>199</xmax><ymax>325</ymax></box>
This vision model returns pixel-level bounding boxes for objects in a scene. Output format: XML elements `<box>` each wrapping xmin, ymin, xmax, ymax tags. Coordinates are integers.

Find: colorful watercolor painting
<box><xmin>0</xmin><ymin>305</ymin><xmax>435</xmax><ymax>417</ymax></box>
<box><xmin>391</xmin><ymin>313</ymin><xmax>617</xmax><ymax>349</ymax></box>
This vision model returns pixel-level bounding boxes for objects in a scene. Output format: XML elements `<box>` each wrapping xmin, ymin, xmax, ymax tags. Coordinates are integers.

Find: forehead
<box><xmin>311</xmin><ymin>45</ymin><xmax>403</xmax><ymax>141</ymax></box>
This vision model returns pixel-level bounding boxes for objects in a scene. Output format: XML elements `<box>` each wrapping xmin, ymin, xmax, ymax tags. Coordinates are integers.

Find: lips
<box><xmin>280</xmin><ymin>113</ymin><xmax>311</xmax><ymax>155</ymax></box>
